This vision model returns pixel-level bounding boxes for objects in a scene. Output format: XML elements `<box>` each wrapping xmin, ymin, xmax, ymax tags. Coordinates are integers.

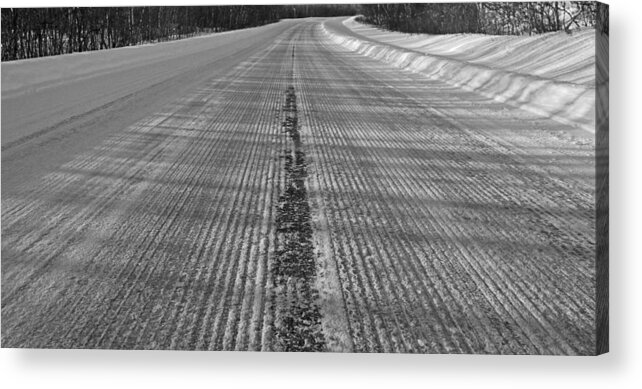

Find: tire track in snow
<box><xmin>268</xmin><ymin>41</ymin><xmax>326</xmax><ymax>352</ymax></box>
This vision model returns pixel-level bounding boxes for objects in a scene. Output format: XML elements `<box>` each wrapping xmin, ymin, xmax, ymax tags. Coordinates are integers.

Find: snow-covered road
<box><xmin>2</xmin><ymin>18</ymin><xmax>596</xmax><ymax>354</ymax></box>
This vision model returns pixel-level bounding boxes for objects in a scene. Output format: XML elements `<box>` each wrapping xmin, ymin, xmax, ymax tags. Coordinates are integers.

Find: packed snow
<box><xmin>322</xmin><ymin>17</ymin><xmax>602</xmax><ymax>133</ymax></box>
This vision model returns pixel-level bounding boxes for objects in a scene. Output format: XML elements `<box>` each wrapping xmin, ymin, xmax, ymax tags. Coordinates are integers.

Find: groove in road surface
<box><xmin>271</xmin><ymin>84</ymin><xmax>325</xmax><ymax>351</ymax></box>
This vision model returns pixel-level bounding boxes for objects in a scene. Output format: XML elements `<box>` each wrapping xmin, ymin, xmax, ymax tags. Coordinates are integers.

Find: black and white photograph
<box><xmin>2</xmin><ymin>1</ymin><xmax>608</xmax><ymax>357</ymax></box>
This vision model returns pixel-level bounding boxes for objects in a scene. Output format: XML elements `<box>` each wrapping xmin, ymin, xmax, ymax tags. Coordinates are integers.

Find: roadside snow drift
<box><xmin>322</xmin><ymin>17</ymin><xmax>597</xmax><ymax>133</ymax></box>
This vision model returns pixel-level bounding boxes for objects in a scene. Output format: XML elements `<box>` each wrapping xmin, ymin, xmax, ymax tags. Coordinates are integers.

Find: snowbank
<box><xmin>322</xmin><ymin>17</ymin><xmax>597</xmax><ymax>133</ymax></box>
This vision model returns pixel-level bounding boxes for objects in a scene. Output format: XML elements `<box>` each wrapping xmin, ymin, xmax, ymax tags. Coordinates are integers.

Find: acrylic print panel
<box><xmin>1</xmin><ymin>2</ymin><xmax>608</xmax><ymax>354</ymax></box>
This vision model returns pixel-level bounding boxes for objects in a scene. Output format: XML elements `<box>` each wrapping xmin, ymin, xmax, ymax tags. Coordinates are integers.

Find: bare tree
<box><xmin>2</xmin><ymin>5</ymin><xmax>357</xmax><ymax>61</ymax></box>
<box><xmin>358</xmin><ymin>2</ymin><xmax>602</xmax><ymax>36</ymax></box>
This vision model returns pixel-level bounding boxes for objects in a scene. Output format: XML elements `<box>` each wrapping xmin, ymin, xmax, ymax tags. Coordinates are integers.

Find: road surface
<box><xmin>1</xmin><ymin>18</ymin><xmax>596</xmax><ymax>354</ymax></box>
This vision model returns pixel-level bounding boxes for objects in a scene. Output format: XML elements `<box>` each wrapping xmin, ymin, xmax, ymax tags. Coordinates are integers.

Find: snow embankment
<box><xmin>322</xmin><ymin>17</ymin><xmax>598</xmax><ymax>133</ymax></box>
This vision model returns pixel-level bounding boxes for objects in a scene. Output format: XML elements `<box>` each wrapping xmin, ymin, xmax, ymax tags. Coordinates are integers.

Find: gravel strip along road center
<box><xmin>1</xmin><ymin>18</ymin><xmax>596</xmax><ymax>354</ymax></box>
